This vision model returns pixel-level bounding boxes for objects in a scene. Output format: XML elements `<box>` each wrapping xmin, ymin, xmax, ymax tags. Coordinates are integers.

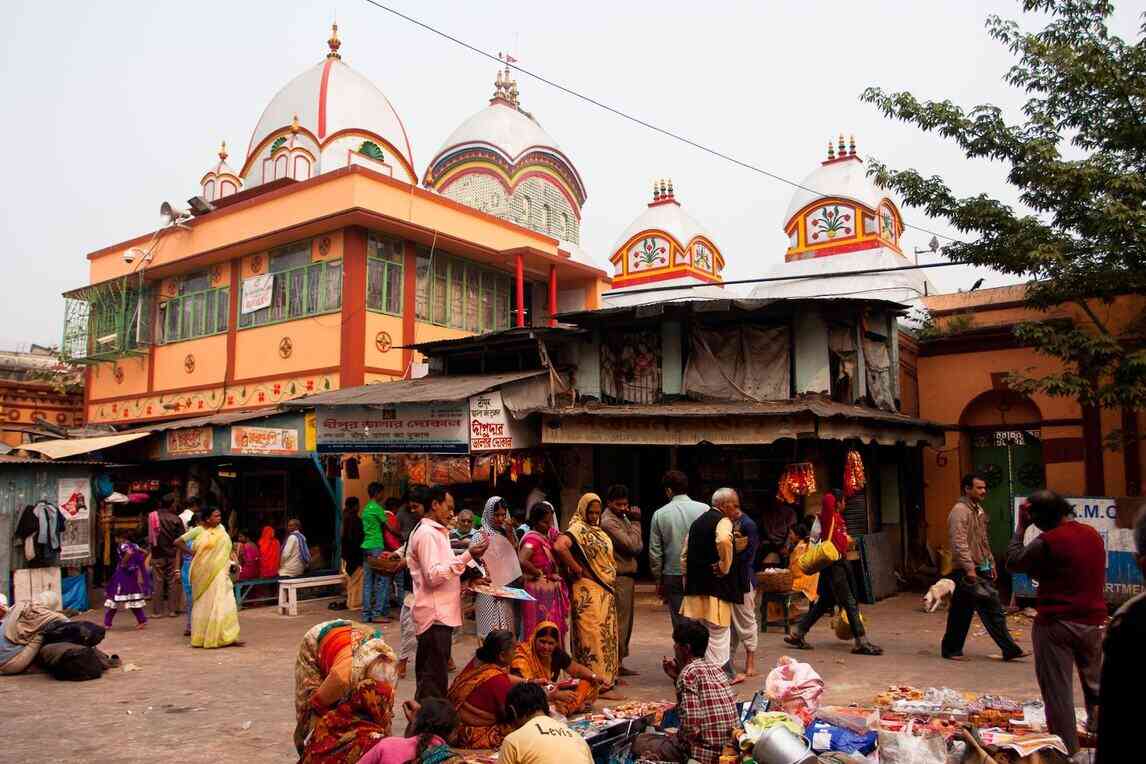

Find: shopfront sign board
<box><xmin>315</xmin><ymin>404</ymin><xmax>468</xmax><ymax>454</ymax></box>
<box><xmin>1012</xmin><ymin>496</ymin><xmax>1144</xmax><ymax>604</ymax></box>
<box><xmin>166</xmin><ymin>427</ymin><xmax>214</xmax><ymax>456</ymax></box>
<box><xmin>469</xmin><ymin>392</ymin><xmax>537</xmax><ymax>451</ymax></box>
<box><xmin>241</xmin><ymin>274</ymin><xmax>274</xmax><ymax>314</ymax></box>
<box><xmin>230</xmin><ymin>425</ymin><xmax>300</xmax><ymax>456</ymax></box>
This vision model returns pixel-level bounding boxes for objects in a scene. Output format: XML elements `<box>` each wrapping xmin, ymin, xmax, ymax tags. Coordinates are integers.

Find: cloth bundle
<box><xmin>764</xmin><ymin>656</ymin><xmax>825</xmax><ymax>724</ymax></box>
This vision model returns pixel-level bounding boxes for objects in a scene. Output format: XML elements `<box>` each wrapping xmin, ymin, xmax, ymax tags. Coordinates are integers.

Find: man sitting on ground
<box><xmin>498</xmin><ymin>682</ymin><xmax>593</xmax><ymax>764</ymax></box>
<box><xmin>630</xmin><ymin>620</ymin><xmax>739</xmax><ymax>764</ymax></box>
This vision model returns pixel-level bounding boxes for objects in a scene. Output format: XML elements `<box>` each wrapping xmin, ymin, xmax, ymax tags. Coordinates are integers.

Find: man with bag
<box><xmin>941</xmin><ymin>473</ymin><xmax>1028</xmax><ymax>662</ymax></box>
<box><xmin>784</xmin><ymin>492</ymin><xmax>882</xmax><ymax>655</ymax></box>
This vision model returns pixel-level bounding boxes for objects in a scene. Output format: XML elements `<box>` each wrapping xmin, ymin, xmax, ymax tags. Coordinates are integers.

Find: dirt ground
<box><xmin>0</xmin><ymin>588</ymin><xmax>1065</xmax><ymax>763</ymax></box>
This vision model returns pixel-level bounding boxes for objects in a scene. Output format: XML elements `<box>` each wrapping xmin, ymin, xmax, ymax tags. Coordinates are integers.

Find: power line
<box><xmin>600</xmin><ymin>260</ymin><xmax>961</xmax><ymax>297</ymax></box>
<box><xmin>360</xmin><ymin>0</ymin><xmax>967</xmax><ymax>246</ymax></box>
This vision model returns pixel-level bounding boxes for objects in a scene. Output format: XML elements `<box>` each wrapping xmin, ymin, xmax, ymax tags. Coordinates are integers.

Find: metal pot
<box><xmin>752</xmin><ymin>725</ymin><xmax>818</xmax><ymax>764</ymax></box>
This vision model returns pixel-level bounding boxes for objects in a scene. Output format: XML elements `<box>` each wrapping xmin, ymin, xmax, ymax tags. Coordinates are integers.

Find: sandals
<box><xmin>783</xmin><ymin>634</ymin><xmax>813</xmax><ymax>650</ymax></box>
<box><xmin>852</xmin><ymin>642</ymin><xmax>883</xmax><ymax>656</ymax></box>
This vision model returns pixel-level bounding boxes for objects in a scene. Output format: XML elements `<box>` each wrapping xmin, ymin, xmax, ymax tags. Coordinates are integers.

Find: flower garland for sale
<box><xmin>844</xmin><ymin>450</ymin><xmax>866</xmax><ymax>497</ymax></box>
<box><xmin>777</xmin><ymin>462</ymin><xmax>816</xmax><ymax>504</ymax></box>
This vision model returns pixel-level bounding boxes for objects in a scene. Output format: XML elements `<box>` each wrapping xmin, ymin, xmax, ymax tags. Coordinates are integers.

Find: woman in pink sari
<box><xmin>517</xmin><ymin>502</ymin><xmax>570</xmax><ymax>643</ymax></box>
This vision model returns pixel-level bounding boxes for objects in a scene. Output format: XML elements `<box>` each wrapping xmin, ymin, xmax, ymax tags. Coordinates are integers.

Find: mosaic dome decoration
<box><xmin>607</xmin><ymin>180</ymin><xmax>725</xmax><ymax>294</ymax></box>
<box><xmin>239</xmin><ymin>24</ymin><xmax>416</xmax><ymax>189</ymax></box>
<box><xmin>424</xmin><ymin>65</ymin><xmax>587</xmax><ymax>245</ymax></box>
<box><xmin>782</xmin><ymin>135</ymin><xmax>903</xmax><ymax>262</ymax></box>
<box><xmin>199</xmin><ymin>141</ymin><xmax>243</xmax><ymax>203</ymax></box>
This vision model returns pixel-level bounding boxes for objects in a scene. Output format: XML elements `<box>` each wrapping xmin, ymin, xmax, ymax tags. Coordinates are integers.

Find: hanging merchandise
<box><xmin>472</xmin><ymin>455</ymin><xmax>493</xmax><ymax>482</ymax></box>
<box><xmin>343</xmin><ymin>456</ymin><xmax>360</xmax><ymax>480</ymax></box>
<box><xmin>399</xmin><ymin>454</ymin><xmax>429</xmax><ymax>484</ymax></box>
<box><xmin>430</xmin><ymin>456</ymin><xmax>472</xmax><ymax>485</ymax></box>
<box><xmin>380</xmin><ymin>454</ymin><xmax>399</xmax><ymax>482</ymax></box>
<box><xmin>777</xmin><ymin>462</ymin><xmax>816</xmax><ymax>504</ymax></box>
<box><xmin>844</xmin><ymin>450</ymin><xmax>866</xmax><ymax>497</ymax></box>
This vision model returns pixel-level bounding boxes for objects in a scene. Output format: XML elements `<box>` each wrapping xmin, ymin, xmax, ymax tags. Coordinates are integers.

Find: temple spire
<box><xmin>327</xmin><ymin>22</ymin><xmax>342</xmax><ymax>59</ymax></box>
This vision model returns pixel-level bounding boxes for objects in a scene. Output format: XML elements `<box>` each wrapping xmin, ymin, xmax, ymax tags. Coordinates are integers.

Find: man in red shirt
<box><xmin>1006</xmin><ymin>490</ymin><xmax>1105</xmax><ymax>756</ymax></box>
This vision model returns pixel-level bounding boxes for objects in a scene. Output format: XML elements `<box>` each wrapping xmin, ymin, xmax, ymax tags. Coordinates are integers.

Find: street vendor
<box><xmin>630</xmin><ymin>620</ymin><xmax>738</xmax><ymax>764</ymax></box>
<box><xmin>510</xmin><ymin>621</ymin><xmax>601</xmax><ymax>716</ymax></box>
<box><xmin>498</xmin><ymin>681</ymin><xmax>593</xmax><ymax>764</ymax></box>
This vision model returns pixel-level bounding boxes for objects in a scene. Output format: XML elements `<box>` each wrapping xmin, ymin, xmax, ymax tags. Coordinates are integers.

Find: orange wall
<box><xmin>233</xmin><ymin>319</ymin><xmax>341</xmax><ymax>380</ymax></box>
<box><xmin>365</xmin><ymin>312</ymin><xmax>405</xmax><ymax>372</ymax></box>
<box><xmin>152</xmin><ymin>334</ymin><xmax>227</xmax><ymax>390</ymax></box>
<box><xmin>89</xmin><ymin>356</ymin><xmax>149</xmax><ymax>400</ymax></box>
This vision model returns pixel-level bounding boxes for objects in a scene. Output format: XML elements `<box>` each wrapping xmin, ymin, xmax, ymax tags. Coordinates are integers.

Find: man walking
<box><xmin>601</xmin><ymin>484</ymin><xmax>643</xmax><ymax>676</ymax></box>
<box><xmin>148</xmin><ymin>495</ymin><xmax>186</xmax><ymax>617</ymax></box>
<box><xmin>407</xmin><ymin>485</ymin><xmax>489</xmax><ymax>701</ymax></box>
<box><xmin>1007</xmin><ymin>490</ymin><xmax>1104</xmax><ymax>757</ymax></box>
<box><xmin>361</xmin><ymin>482</ymin><xmax>393</xmax><ymax>622</ymax></box>
<box><xmin>649</xmin><ymin>470</ymin><xmax>708</xmax><ymax>628</ymax></box>
<box><xmin>680</xmin><ymin>487</ymin><xmax>742</xmax><ymax>678</ymax></box>
<box><xmin>941</xmin><ymin>473</ymin><xmax>1027</xmax><ymax>661</ymax></box>
<box><xmin>727</xmin><ymin>494</ymin><xmax>759</xmax><ymax>680</ymax></box>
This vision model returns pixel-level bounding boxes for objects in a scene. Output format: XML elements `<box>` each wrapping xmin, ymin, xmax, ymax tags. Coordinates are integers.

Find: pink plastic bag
<box><xmin>764</xmin><ymin>656</ymin><xmax>825</xmax><ymax>724</ymax></box>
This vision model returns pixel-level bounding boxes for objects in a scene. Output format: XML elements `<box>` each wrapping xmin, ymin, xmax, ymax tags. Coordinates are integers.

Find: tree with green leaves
<box><xmin>862</xmin><ymin>0</ymin><xmax>1146</xmax><ymax>411</ymax></box>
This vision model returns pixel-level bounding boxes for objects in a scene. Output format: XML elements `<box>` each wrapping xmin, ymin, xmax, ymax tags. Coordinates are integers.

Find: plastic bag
<box><xmin>765</xmin><ymin>656</ymin><xmax>825</xmax><ymax>722</ymax></box>
<box><xmin>807</xmin><ymin>720</ymin><xmax>877</xmax><ymax>755</ymax></box>
<box><xmin>832</xmin><ymin>608</ymin><xmax>866</xmax><ymax>640</ymax></box>
<box><xmin>876</xmin><ymin>721</ymin><xmax>946</xmax><ymax>764</ymax></box>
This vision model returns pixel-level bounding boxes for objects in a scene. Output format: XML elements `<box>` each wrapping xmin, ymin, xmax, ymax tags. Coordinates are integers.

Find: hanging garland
<box><xmin>844</xmin><ymin>450</ymin><xmax>867</xmax><ymax>497</ymax></box>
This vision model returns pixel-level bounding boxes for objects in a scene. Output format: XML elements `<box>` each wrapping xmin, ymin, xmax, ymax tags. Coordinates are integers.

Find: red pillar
<box><xmin>548</xmin><ymin>265</ymin><xmax>558</xmax><ymax>327</ymax></box>
<box><xmin>515</xmin><ymin>252</ymin><xmax>525</xmax><ymax>328</ymax></box>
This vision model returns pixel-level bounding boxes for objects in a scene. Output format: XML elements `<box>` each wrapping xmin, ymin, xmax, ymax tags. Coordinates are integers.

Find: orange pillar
<box><xmin>548</xmin><ymin>265</ymin><xmax>557</xmax><ymax>327</ymax></box>
<box><xmin>340</xmin><ymin>227</ymin><xmax>367</xmax><ymax>388</ymax></box>
<box><xmin>515</xmin><ymin>252</ymin><xmax>525</xmax><ymax>328</ymax></box>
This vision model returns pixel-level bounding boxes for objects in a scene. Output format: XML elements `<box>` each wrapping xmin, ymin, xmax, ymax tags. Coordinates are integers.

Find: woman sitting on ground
<box><xmin>0</xmin><ymin>591</ymin><xmax>66</xmax><ymax>675</ymax></box>
<box><xmin>359</xmin><ymin>698</ymin><xmax>459</xmax><ymax>764</ymax></box>
<box><xmin>446</xmin><ymin>629</ymin><xmax>522</xmax><ymax>748</ymax></box>
<box><xmin>293</xmin><ymin>619</ymin><xmax>399</xmax><ymax>760</ymax></box>
<box><xmin>510</xmin><ymin>621</ymin><xmax>601</xmax><ymax>716</ymax></box>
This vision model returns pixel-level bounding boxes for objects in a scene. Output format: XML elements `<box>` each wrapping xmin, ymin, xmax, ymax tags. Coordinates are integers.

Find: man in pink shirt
<box><xmin>407</xmin><ymin>485</ymin><xmax>489</xmax><ymax>701</ymax></box>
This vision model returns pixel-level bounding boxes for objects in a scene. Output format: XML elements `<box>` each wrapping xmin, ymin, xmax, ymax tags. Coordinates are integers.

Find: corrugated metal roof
<box><xmin>558</xmin><ymin>296</ymin><xmax>909</xmax><ymax>323</ymax></box>
<box><xmin>120</xmin><ymin>407</ymin><xmax>287</xmax><ymax>434</ymax></box>
<box><xmin>0</xmin><ymin>455</ymin><xmax>117</xmax><ymax>466</ymax></box>
<box><xmin>17</xmin><ymin>432</ymin><xmax>151</xmax><ymax>459</ymax></box>
<box><xmin>282</xmin><ymin>370</ymin><xmax>547</xmax><ymax>407</ymax></box>
<box><xmin>403</xmin><ymin>326</ymin><xmax>584</xmax><ymax>354</ymax></box>
<box><xmin>544</xmin><ymin>399</ymin><xmax>943</xmax><ymax>430</ymax></box>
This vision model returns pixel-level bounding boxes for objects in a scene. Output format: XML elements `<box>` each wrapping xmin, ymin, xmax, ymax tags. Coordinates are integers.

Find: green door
<box><xmin>972</xmin><ymin>430</ymin><xmax>1045</xmax><ymax>557</ymax></box>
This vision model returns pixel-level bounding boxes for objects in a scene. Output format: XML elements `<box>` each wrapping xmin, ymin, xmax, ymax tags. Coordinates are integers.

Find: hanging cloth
<box><xmin>33</xmin><ymin>501</ymin><xmax>62</xmax><ymax>551</ymax></box>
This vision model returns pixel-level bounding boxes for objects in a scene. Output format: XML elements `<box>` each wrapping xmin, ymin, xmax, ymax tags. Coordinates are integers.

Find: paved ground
<box><xmin>1</xmin><ymin>588</ymin><xmax>1064</xmax><ymax>763</ymax></box>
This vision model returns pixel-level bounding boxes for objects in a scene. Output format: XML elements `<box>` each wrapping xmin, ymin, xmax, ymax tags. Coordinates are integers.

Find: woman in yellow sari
<box><xmin>446</xmin><ymin>630</ymin><xmax>519</xmax><ymax>748</ymax></box>
<box><xmin>553</xmin><ymin>493</ymin><xmax>619</xmax><ymax>690</ymax></box>
<box><xmin>175</xmin><ymin>508</ymin><xmax>241</xmax><ymax>649</ymax></box>
<box><xmin>511</xmin><ymin>621</ymin><xmax>600</xmax><ymax>716</ymax></box>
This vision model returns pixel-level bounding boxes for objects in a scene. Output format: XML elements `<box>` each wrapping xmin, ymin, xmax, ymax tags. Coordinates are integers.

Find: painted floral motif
<box><xmin>879</xmin><ymin>204</ymin><xmax>897</xmax><ymax>243</ymax></box>
<box><xmin>809</xmin><ymin>204</ymin><xmax>853</xmax><ymax>241</ymax></box>
<box><xmin>693</xmin><ymin>243</ymin><xmax>712</xmax><ymax>271</ymax></box>
<box><xmin>629</xmin><ymin>236</ymin><xmax>667</xmax><ymax>271</ymax></box>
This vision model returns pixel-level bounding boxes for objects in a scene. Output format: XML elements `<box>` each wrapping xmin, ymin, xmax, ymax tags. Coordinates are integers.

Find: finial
<box><xmin>667</xmin><ymin>178</ymin><xmax>674</xmax><ymax>198</ymax></box>
<box><xmin>838</xmin><ymin>133</ymin><xmax>846</xmax><ymax>155</ymax></box>
<box><xmin>291</xmin><ymin>114</ymin><xmax>300</xmax><ymax>134</ymax></box>
<box><xmin>653</xmin><ymin>180</ymin><xmax>660</xmax><ymax>201</ymax></box>
<box><xmin>848</xmin><ymin>135</ymin><xmax>856</xmax><ymax>156</ymax></box>
<box><xmin>218</xmin><ymin>140</ymin><xmax>228</xmax><ymax>162</ymax></box>
<box><xmin>827</xmin><ymin>140</ymin><xmax>836</xmax><ymax>160</ymax></box>
<box><xmin>327</xmin><ymin>22</ymin><xmax>342</xmax><ymax>59</ymax></box>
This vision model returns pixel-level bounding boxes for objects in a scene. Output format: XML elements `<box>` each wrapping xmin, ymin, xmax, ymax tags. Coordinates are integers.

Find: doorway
<box><xmin>971</xmin><ymin>429</ymin><xmax>1045</xmax><ymax>555</ymax></box>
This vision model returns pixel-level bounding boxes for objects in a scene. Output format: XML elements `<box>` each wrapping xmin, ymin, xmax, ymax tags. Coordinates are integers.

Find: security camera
<box><xmin>123</xmin><ymin>247</ymin><xmax>148</xmax><ymax>264</ymax></box>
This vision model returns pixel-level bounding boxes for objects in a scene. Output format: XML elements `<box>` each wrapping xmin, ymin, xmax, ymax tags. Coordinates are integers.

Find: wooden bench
<box><xmin>278</xmin><ymin>574</ymin><xmax>345</xmax><ymax>616</ymax></box>
<box><xmin>234</xmin><ymin>577</ymin><xmax>281</xmax><ymax>610</ymax></box>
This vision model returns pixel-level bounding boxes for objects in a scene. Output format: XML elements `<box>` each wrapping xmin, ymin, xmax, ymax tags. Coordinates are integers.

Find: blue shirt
<box><xmin>735</xmin><ymin>514</ymin><xmax>760</xmax><ymax>592</ymax></box>
<box><xmin>649</xmin><ymin>494</ymin><xmax>709</xmax><ymax>577</ymax></box>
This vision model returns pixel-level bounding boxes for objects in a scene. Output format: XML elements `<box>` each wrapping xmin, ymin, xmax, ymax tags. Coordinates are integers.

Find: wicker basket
<box><xmin>756</xmin><ymin>568</ymin><xmax>794</xmax><ymax>593</ymax></box>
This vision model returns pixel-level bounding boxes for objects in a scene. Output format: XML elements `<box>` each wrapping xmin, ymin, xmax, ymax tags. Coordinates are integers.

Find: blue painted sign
<box><xmin>1012</xmin><ymin>496</ymin><xmax>1144</xmax><ymax>605</ymax></box>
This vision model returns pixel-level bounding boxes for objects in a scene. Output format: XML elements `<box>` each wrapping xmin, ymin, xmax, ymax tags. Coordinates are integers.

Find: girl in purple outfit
<box><xmin>104</xmin><ymin>532</ymin><xmax>152</xmax><ymax>629</ymax></box>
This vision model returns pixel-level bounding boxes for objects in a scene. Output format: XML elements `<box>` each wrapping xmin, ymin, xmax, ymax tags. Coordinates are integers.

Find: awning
<box><xmin>18</xmin><ymin>432</ymin><xmax>151</xmax><ymax>459</ymax></box>
<box><xmin>121</xmin><ymin>408</ymin><xmax>287</xmax><ymax>434</ymax></box>
<box><xmin>283</xmin><ymin>370</ymin><xmax>548</xmax><ymax>408</ymax></box>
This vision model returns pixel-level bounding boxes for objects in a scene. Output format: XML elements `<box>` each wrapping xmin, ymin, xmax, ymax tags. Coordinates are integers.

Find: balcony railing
<box><xmin>61</xmin><ymin>276</ymin><xmax>152</xmax><ymax>363</ymax></box>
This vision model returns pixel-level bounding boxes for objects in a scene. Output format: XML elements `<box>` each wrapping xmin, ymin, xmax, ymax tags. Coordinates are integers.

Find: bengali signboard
<box><xmin>241</xmin><ymin>274</ymin><xmax>274</xmax><ymax>314</ymax></box>
<box><xmin>166</xmin><ymin>426</ymin><xmax>214</xmax><ymax>456</ymax></box>
<box><xmin>230</xmin><ymin>425</ymin><xmax>300</xmax><ymax>456</ymax></box>
<box><xmin>1012</xmin><ymin>496</ymin><xmax>1144</xmax><ymax>604</ymax></box>
<box><xmin>57</xmin><ymin>477</ymin><xmax>92</xmax><ymax>562</ymax></box>
<box><xmin>316</xmin><ymin>404</ymin><xmax>469</xmax><ymax>454</ymax></box>
<box><xmin>469</xmin><ymin>392</ymin><xmax>537</xmax><ymax>451</ymax></box>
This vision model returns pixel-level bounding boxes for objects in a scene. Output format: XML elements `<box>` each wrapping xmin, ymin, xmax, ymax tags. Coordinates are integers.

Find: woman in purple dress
<box><xmin>517</xmin><ymin>502</ymin><xmax>570</xmax><ymax>644</ymax></box>
<box><xmin>104</xmin><ymin>532</ymin><xmax>151</xmax><ymax>630</ymax></box>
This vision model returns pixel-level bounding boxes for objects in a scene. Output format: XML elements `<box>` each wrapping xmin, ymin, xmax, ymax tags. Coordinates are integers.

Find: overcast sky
<box><xmin>2</xmin><ymin>0</ymin><xmax>1140</xmax><ymax>350</ymax></box>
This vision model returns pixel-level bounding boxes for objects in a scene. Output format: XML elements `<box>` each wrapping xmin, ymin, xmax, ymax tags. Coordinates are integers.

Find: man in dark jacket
<box><xmin>1007</xmin><ymin>490</ymin><xmax>1105</xmax><ymax>756</ymax></box>
<box><xmin>680</xmin><ymin>488</ymin><xmax>742</xmax><ymax>677</ymax></box>
<box><xmin>1096</xmin><ymin>504</ymin><xmax>1146</xmax><ymax>763</ymax></box>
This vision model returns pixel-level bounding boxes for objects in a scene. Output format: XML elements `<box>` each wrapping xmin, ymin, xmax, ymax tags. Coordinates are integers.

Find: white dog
<box><xmin>923</xmin><ymin>578</ymin><xmax>955</xmax><ymax>612</ymax></box>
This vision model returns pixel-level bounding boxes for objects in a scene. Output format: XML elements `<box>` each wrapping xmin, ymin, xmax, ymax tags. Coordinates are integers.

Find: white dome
<box><xmin>436</xmin><ymin>101</ymin><xmax>568</xmax><ymax>165</ymax></box>
<box><xmin>245</xmin><ymin>55</ymin><xmax>414</xmax><ymax>179</ymax></box>
<box><xmin>611</xmin><ymin>199</ymin><xmax>716</xmax><ymax>253</ymax></box>
<box><xmin>784</xmin><ymin>155</ymin><xmax>883</xmax><ymax>224</ymax></box>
